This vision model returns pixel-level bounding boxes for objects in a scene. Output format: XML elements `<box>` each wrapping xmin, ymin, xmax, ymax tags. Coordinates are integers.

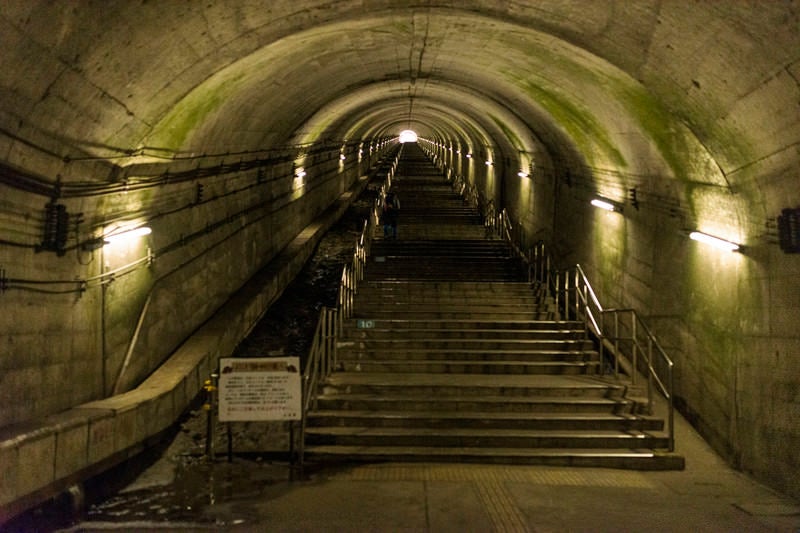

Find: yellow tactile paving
<box><xmin>474</xmin><ymin>477</ymin><xmax>532</xmax><ymax>533</ymax></box>
<box><xmin>331</xmin><ymin>463</ymin><xmax>655</xmax><ymax>489</ymax></box>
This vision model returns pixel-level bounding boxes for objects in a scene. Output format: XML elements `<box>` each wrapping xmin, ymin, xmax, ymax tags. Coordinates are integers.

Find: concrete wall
<box><xmin>0</xmin><ymin>147</ymin><xmax>396</xmax><ymax>521</ymax></box>
<box><xmin>0</xmin><ymin>149</ymin><xmax>373</xmax><ymax>427</ymax></box>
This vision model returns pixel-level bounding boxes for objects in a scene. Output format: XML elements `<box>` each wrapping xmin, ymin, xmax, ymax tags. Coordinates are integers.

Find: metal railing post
<box><xmin>582</xmin><ymin>283</ymin><xmax>589</xmax><ymax>340</ymax></box>
<box><xmin>668</xmin><ymin>362</ymin><xmax>675</xmax><ymax>452</ymax></box>
<box><xmin>631</xmin><ymin>312</ymin><xmax>638</xmax><ymax>385</ymax></box>
<box><xmin>555</xmin><ymin>271</ymin><xmax>561</xmax><ymax>320</ymax></box>
<box><xmin>599</xmin><ymin>310</ymin><xmax>606</xmax><ymax>375</ymax></box>
<box><xmin>614</xmin><ymin>312</ymin><xmax>620</xmax><ymax>378</ymax></box>
<box><xmin>647</xmin><ymin>335</ymin><xmax>654</xmax><ymax>414</ymax></box>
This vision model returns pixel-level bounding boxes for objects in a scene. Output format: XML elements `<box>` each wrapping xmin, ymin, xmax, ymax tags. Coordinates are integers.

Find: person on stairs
<box><xmin>383</xmin><ymin>190</ymin><xmax>400</xmax><ymax>239</ymax></box>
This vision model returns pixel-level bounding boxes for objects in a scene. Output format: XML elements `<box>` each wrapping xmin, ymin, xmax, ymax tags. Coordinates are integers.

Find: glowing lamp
<box><xmin>689</xmin><ymin>231</ymin><xmax>740</xmax><ymax>252</ymax></box>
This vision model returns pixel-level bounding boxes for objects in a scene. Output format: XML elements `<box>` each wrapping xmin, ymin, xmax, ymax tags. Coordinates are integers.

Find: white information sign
<box><xmin>218</xmin><ymin>357</ymin><xmax>302</xmax><ymax>422</ymax></box>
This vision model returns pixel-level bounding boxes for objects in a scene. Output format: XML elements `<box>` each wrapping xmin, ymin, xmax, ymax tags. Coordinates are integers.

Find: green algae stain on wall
<box><xmin>148</xmin><ymin>74</ymin><xmax>245</xmax><ymax>151</ymax></box>
<box><xmin>489</xmin><ymin>114</ymin><xmax>524</xmax><ymax>151</ymax></box>
<box><xmin>505</xmin><ymin>73</ymin><xmax>626</xmax><ymax>169</ymax></box>
<box><xmin>611</xmin><ymin>81</ymin><xmax>733</xmax><ymax>190</ymax></box>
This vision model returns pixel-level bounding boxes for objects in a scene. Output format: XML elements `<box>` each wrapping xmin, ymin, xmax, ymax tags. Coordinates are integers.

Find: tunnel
<box><xmin>1</xmin><ymin>0</ymin><xmax>799</xmax><ymax>522</ymax></box>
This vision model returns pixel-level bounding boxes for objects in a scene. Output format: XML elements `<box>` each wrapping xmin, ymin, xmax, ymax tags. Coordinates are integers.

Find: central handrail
<box><xmin>298</xmin><ymin>149</ymin><xmax>401</xmax><ymax>467</ymax></box>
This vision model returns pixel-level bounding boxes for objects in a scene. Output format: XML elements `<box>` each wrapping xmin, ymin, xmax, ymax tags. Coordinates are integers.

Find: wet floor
<box><xmin>84</xmin><ymin>457</ymin><xmax>299</xmax><ymax>528</ymax></box>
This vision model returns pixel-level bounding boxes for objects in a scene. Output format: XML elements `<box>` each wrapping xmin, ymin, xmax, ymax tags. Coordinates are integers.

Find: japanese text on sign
<box><xmin>218</xmin><ymin>357</ymin><xmax>302</xmax><ymax>422</ymax></box>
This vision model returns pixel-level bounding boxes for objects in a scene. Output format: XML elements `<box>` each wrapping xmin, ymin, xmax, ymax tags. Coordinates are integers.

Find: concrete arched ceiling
<box><xmin>1</xmin><ymin>1</ymin><xmax>798</xmax><ymax>222</ymax></box>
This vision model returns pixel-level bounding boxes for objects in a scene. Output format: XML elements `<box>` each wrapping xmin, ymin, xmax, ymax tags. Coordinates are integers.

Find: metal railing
<box><xmin>298</xmin><ymin>150</ymin><xmax>400</xmax><ymax>466</ymax></box>
<box><xmin>551</xmin><ymin>264</ymin><xmax>675</xmax><ymax>451</ymax></box>
<box><xmin>485</xmin><ymin>207</ymin><xmax>539</xmax><ymax>284</ymax></box>
<box><xmin>484</xmin><ymin>206</ymin><xmax>675</xmax><ymax>452</ymax></box>
<box><xmin>451</xmin><ymin>172</ymin><xmax>491</xmax><ymax>223</ymax></box>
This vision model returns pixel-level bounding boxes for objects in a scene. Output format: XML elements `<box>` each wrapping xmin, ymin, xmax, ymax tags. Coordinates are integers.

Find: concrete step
<box><xmin>364</xmin><ymin>274</ymin><xmax>528</xmax><ymax>283</ymax></box>
<box><xmin>320</xmin><ymin>373</ymin><xmax>624</xmax><ymax>398</ymax></box>
<box><xmin>352</xmin><ymin>310</ymin><xmax>556</xmax><ymax>320</ymax></box>
<box><xmin>342</xmin><ymin>318</ymin><xmax>586</xmax><ymax>331</ymax></box>
<box><xmin>374</xmin><ymin>227</ymin><xmax>490</xmax><ymax>240</ymax></box>
<box><xmin>337</xmin><ymin>346</ymin><xmax>597</xmax><ymax>360</ymax></box>
<box><xmin>314</xmin><ymin>393</ymin><xmax>633</xmax><ymax>414</ymax></box>
<box><xmin>369</xmin><ymin>252</ymin><xmax>515</xmax><ymax>262</ymax></box>
<box><xmin>358</xmin><ymin>280</ymin><xmax>540</xmax><ymax>293</ymax></box>
<box><xmin>302</xmin><ymin>445</ymin><xmax>686</xmax><ymax>470</ymax></box>
<box><xmin>354</xmin><ymin>302</ymin><xmax>553</xmax><ymax>314</ymax></box>
<box><xmin>304</xmin><ymin>426</ymin><xmax>672</xmax><ymax>449</ymax></box>
<box><xmin>337</xmin><ymin>348</ymin><xmax>597</xmax><ymax>362</ymax></box>
<box><xmin>340</xmin><ymin>327</ymin><xmax>584</xmax><ymax>339</ymax></box>
<box><xmin>353</xmin><ymin>297</ymin><xmax>546</xmax><ymax>307</ymax></box>
<box><xmin>368</xmin><ymin>259</ymin><xmax>516</xmax><ymax>266</ymax></box>
<box><xmin>338</xmin><ymin>359</ymin><xmax>600</xmax><ymax>375</ymax></box>
<box><xmin>354</xmin><ymin>296</ymin><xmax>547</xmax><ymax>308</ymax></box>
<box><xmin>336</xmin><ymin>338</ymin><xmax>591</xmax><ymax>351</ymax></box>
<box><xmin>306</xmin><ymin>411</ymin><xmax>664</xmax><ymax>431</ymax></box>
<box><xmin>365</xmin><ymin>263</ymin><xmax>523</xmax><ymax>272</ymax></box>
<box><xmin>371</xmin><ymin>239</ymin><xmax>511</xmax><ymax>252</ymax></box>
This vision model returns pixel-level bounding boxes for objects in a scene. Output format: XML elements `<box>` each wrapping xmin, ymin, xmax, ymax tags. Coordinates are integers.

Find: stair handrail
<box><xmin>484</xmin><ymin>199</ymin><xmax>497</xmax><ymax>234</ymax></box>
<box><xmin>490</xmin><ymin>208</ymin><xmax>540</xmax><ymax>284</ymax></box>
<box><xmin>451</xmin><ymin>172</ymin><xmax>492</xmax><ymax>221</ymax></box>
<box><xmin>299</xmin><ymin>149</ymin><xmax>401</xmax><ymax>467</ymax></box>
<box><xmin>481</xmin><ymin>205</ymin><xmax>675</xmax><ymax>453</ymax></box>
<box><xmin>553</xmin><ymin>263</ymin><xmax>675</xmax><ymax>452</ymax></box>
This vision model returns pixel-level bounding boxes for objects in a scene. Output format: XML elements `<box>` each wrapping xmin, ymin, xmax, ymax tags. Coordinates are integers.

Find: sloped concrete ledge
<box><xmin>0</xmin><ymin>174</ymin><xmax>372</xmax><ymax>524</ymax></box>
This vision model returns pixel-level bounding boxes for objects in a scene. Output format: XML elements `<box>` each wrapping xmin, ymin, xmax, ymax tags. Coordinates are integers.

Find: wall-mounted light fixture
<box><xmin>83</xmin><ymin>226</ymin><xmax>152</xmax><ymax>251</ymax></box>
<box><xmin>517</xmin><ymin>160</ymin><xmax>534</xmax><ymax>179</ymax></box>
<box><xmin>591</xmin><ymin>197</ymin><xmax>622</xmax><ymax>212</ymax></box>
<box><xmin>485</xmin><ymin>160</ymin><xmax>493</xmax><ymax>166</ymax></box>
<box><xmin>106</xmin><ymin>226</ymin><xmax>152</xmax><ymax>244</ymax></box>
<box><xmin>339</xmin><ymin>154</ymin><xmax>346</xmax><ymax>161</ymax></box>
<box><xmin>466</xmin><ymin>153</ymin><xmax>472</xmax><ymax>158</ymax></box>
<box><xmin>295</xmin><ymin>168</ymin><xmax>307</xmax><ymax>178</ymax></box>
<box><xmin>689</xmin><ymin>231</ymin><xmax>740</xmax><ymax>252</ymax></box>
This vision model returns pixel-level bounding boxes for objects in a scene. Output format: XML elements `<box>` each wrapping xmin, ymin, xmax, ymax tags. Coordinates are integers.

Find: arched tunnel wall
<box><xmin>0</xmin><ymin>0</ymin><xmax>798</xmax><ymax>514</ymax></box>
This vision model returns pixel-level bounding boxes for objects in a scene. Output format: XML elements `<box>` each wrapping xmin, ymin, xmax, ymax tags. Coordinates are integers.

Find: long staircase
<box><xmin>303</xmin><ymin>143</ymin><xmax>684</xmax><ymax>470</ymax></box>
